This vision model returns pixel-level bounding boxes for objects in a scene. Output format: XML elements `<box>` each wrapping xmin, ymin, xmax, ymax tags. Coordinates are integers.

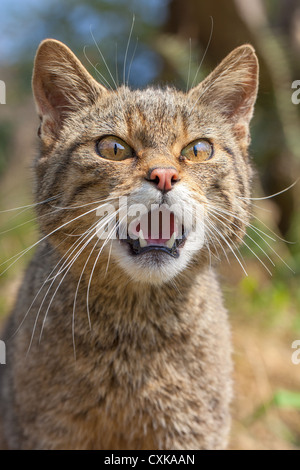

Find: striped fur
<box><xmin>0</xmin><ymin>40</ymin><xmax>258</xmax><ymax>449</ymax></box>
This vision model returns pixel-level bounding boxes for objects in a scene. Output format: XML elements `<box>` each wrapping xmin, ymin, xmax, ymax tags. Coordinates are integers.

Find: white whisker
<box><xmin>126</xmin><ymin>37</ymin><xmax>139</xmax><ymax>87</ymax></box>
<box><xmin>90</xmin><ymin>26</ymin><xmax>118</xmax><ymax>90</ymax></box>
<box><xmin>49</xmin><ymin>196</ymin><xmax>118</xmax><ymax>211</ymax></box>
<box><xmin>206</xmin><ymin>218</ymin><xmax>248</xmax><ymax>276</ymax></box>
<box><xmin>189</xmin><ymin>16</ymin><xmax>214</xmax><ymax>90</ymax></box>
<box><xmin>123</xmin><ymin>14</ymin><xmax>135</xmax><ymax>86</ymax></box>
<box><xmin>83</xmin><ymin>46</ymin><xmax>114</xmax><ymax>91</ymax></box>
<box><xmin>105</xmin><ymin>239</ymin><xmax>113</xmax><ymax>277</ymax></box>
<box><xmin>0</xmin><ymin>195</ymin><xmax>60</xmax><ymax>214</ymax></box>
<box><xmin>71</xmin><ymin>236</ymin><xmax>100</xmax><ymax>360</ymax></box>
<box><xmin>27</xmin><ymin>222</ymin><xmax>101</xmax><ymax>353</ymax></box>
<box><xmin>86</xmin><ymin>210</ymin><xmax>124</xmax><ymax>322</ymax></box>
<box><xmin>209</xmin><ymin>205</ymin><xmax>295</xmax><ymax>274</ymax></box>
<box><xmin>0</xmin><ymin>201</ymin><xmax>115</xmax><ymax>275</ymax></box>
<box><xmin>237</xmin><ymin>179</ymin><xmax>299</xmax><ymax>201</ymax></box>
<box><xmin>70</xmin><ymin>208</ymin><xmax>120</xmax><ymax>351</ymax></box>
<box><xmin>208</xmin><ymin>209</ymin><xmax>273</xmax><ymax>276</ymax></box>
<box><xmin>12</xmin><ymin>228</ymin><xmax>92</xmax><ymax>339</ymax></box>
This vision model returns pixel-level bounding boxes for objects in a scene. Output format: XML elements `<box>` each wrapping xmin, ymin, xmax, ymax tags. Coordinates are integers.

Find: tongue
<box><xmin>135</xmin><ymin>208</ymin><xmax>176</xmax><ymax>245</ymax></box>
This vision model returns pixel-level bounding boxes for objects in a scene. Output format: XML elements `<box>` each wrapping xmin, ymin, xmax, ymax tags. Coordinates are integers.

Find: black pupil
<box><xmin>114</xmin><ymin>143</ymin><xmax>118</xmax><ymax>155</ymax></box>
<box><xmin>193</xmin><ymin>144</ymin><xmax>198</xmax><ymax>157</ymax></box>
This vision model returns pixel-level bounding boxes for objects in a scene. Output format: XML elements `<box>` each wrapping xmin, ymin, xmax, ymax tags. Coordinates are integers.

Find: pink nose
<box><xmin>149</xmin><ymin>167</ymin><xmax>179</xmax><ymax>192</ymax></box>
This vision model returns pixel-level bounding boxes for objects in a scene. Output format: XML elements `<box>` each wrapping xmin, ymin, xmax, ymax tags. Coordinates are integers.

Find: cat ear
<box><xmin>188</xmin><ymin>45</ymin><xmax>259</xmax><ymax>144</ymax></box>
<box><xmin>32</xmin><ymin>39</ymin><xmax>107</xmax><ymax>143</ymax></box>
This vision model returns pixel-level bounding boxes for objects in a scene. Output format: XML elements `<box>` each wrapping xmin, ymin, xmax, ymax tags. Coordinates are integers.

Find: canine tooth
<box><xmin>138</xmin><ymin>230</ymin><xmax>147</xmax><ymax>248</ymax></box>
<box><xmin>166</xmin><ymin>232</ymin><xmax>176</xmax><ymax>249</ymax></box>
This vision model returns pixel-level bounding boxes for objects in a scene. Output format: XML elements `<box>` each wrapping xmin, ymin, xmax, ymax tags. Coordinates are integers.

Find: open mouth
<box><xmin>118</xmin><ymin>207</ymin><xmax>187</xmax><ymax>258</ymax></box>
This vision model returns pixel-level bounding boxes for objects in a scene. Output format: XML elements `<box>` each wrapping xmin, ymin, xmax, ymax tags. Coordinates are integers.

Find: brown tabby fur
<box><xmin>0</xmin><ymin>39</ymin><xmax>258</xmax><ymax>449</ymax></box>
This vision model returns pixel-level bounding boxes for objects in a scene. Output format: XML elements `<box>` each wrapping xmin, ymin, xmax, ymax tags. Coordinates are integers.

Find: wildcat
<box><xmin>0</xmin><ymin>39</ymin><xmax>258</xmax><ymax>450</ymax></box>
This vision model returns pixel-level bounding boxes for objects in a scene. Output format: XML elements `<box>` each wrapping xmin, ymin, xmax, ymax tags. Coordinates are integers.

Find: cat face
<box><xmin>32</xmin><ymin>40</ymin><xmax>258</xmax><ymax>285</ymax></box>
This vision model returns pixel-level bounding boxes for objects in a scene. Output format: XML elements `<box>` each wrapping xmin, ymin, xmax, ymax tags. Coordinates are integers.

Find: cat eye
<box><xmin>181</xmin><ymin>139</ymin><xmax>213</xmax><ymax>162</ymax></box>
<box><xmin>96</xmin><ymin>136</ymin><xmax>134</xmax><ymax>161</ymax></box>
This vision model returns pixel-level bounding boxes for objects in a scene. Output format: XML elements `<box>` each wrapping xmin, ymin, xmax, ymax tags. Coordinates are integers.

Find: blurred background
<box><xmin>0</xmin><ymin>0</ymin><xmax>300</xmax><ymax>450</ymax></box>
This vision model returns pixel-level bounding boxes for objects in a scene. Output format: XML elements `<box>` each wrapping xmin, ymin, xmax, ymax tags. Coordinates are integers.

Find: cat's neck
<box><xmin>43</xmin><ymin>239</ymin><xmax>215</xmax><ymax>329</ymax></box>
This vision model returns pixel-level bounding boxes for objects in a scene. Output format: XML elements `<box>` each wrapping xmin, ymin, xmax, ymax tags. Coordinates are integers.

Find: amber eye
<box><xmin>181</xmin><ymin>139</ymin><xmax>213</xmax><ymax>162</ymax></box>
<box><xmin>96</xmin><ymin>136</ymin><xmax>134</xmax><ymax>161</ymax></box>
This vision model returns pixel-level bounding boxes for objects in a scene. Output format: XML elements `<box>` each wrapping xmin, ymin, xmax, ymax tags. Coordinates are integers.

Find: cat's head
<box><xmin>32</xmin><ymin>39</ymin><xmax>258</xmax><ymax>285</ymax></box>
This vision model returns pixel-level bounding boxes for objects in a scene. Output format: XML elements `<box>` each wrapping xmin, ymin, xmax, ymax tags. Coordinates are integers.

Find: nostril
<box><xmin>171</xmin><ymin>173</ymin><xmax>178</xmax><ymax>184</ymax></box>
<box><xmin>154</xmin><ymin>175</ymin><xmax>160</xmax><ymax>186</ymax></box>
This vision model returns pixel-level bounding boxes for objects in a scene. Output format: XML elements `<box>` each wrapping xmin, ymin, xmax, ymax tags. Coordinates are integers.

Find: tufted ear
<box><xmin>32</xmin><ymin>39</ymin><xmax>107</xmax><ymax>144</ymax></box>
<box><xmin>189</xmin><ymin>45</ymin><xmax>259</xmax><ymax>145</ymax></box>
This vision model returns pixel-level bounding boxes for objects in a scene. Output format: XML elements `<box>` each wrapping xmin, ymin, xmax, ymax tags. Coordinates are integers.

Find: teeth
<box><xmin>138</xmin><ymin>229</ymin><xmax>147</xmax><ymax>248</ymax></box>
<box><xmin>137</xmin><ymin>230</ymin><xmax>178</xmax><ymax>250</ymax></box>
<box><xmin>165</xmin><ymin>232</ymin><xmax>176</xmax><ymax>249</ymax></box>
